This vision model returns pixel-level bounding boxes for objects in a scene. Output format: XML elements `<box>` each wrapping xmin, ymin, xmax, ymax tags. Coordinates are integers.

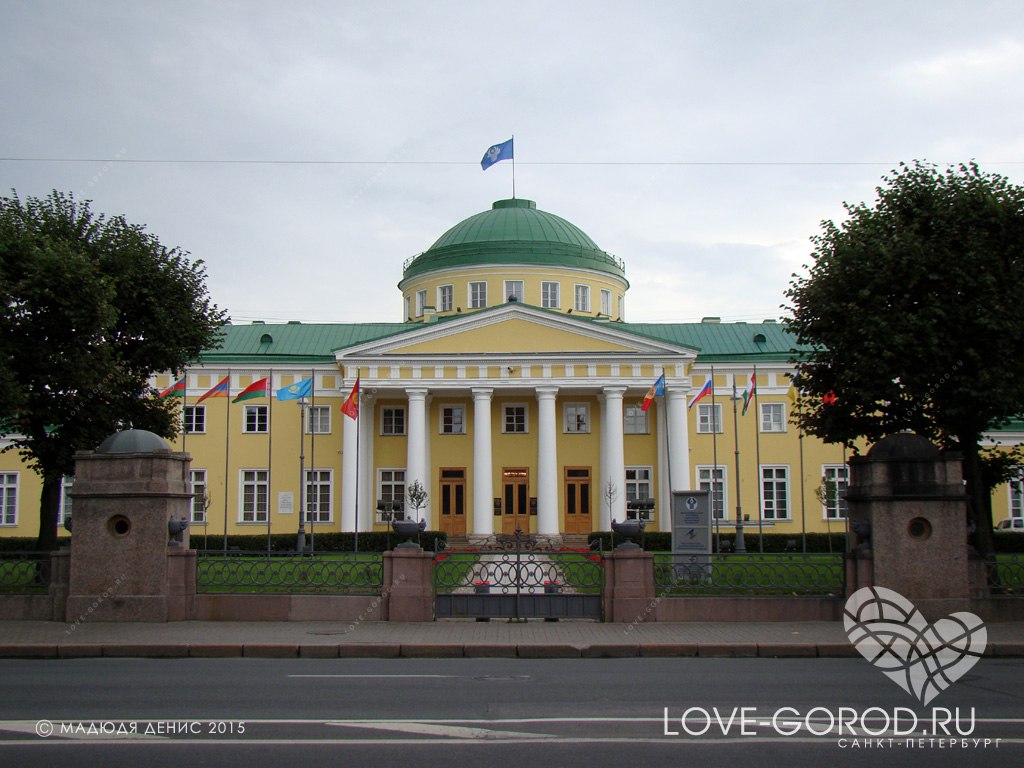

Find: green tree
<box><xmin>0</xmin><ymin>190</ymin><xmax>226</xmax><ymax>550</ymax></box>
<box><xmin>785</xmin><ymin>161</ymin><xmax>1024</xmax><ymax>560</ymax></box>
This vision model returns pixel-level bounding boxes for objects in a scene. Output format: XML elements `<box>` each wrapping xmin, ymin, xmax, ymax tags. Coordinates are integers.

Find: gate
<box><xmin>433</xmin><ymin>528</ymin><xmax>604</xmax><ymax>620</ymax></box>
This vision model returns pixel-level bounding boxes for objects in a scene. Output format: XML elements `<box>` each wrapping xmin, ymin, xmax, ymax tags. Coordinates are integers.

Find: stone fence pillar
<box><xmin>382</xmin><ymin>548</ymin><xmax>434</xmax><ymax>621</ymax></box>
<box><xmin>603</xmin><ymin>547</ymin><xmax>655</xmax><ymax>623</ymax></box>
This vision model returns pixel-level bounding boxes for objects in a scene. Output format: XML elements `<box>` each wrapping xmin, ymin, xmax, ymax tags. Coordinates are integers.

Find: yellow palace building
<box><xmin>2</xmin><ymin>197</ymin><xmax>1022</xmax><ymax>540</ymax></box>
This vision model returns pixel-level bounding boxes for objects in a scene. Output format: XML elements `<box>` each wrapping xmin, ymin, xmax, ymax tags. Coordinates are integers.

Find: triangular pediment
<box><xmin>336</xmin><ymin>304</ymin><xmax>697</xmax><ymax>359</ymax></box>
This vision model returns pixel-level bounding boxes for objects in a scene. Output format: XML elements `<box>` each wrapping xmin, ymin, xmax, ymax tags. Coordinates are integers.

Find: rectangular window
<box><xmin>243</xmin><ymin>405</ymin><xmax>268</xmax><ymax>434</ymax></box>
<box><xmin>697</xmin><ymin>465</ymin><xmax>728</xmax><ymax>520</ymax></box>
<box><xmin>57</xmin><ymin>476</ymin><xmax>73</xmax><ymax>526</ymax></box>
<box><xmin>600</xmin><ymin>289</ymin><xmax>611</xmax><ymax>316</ymax></box>
<box><xmin>822</xmin><ymin>465</ymin><xmax>849</xmax><ymax>520</ymax></box>
<box><xmin>438</xmin><ymin>284</ymin><xmax>454</xmax><ymax>313</ymax></box>
<box><xmin>623</xmin><ymin>404</ymin><xmax>649</xmax><ymax>434</ymax></box>
<box><xmin>306</xmin><ymin>405</ymin><xmax>331</xmax><ymax>434</ymax></box>
<box><xmin>0</xmin><ymin>473</ymin><xmax>17</xmax><ymax>526</ymax></box>
<box><xmin>574</xmin><ymin>284</ymin><xmax>590</xmax><ymax>312</ymax></box>
<box><xmin>381</xmin><ymin>406</ymin><xmax>406</xmax><ymax>436</ymax></box>
<box><xmin>504</xmin><ymin>280</ymin><xmax>524</xmax><ymax>303</ymax></box>
<box><xmin>190</xmin><ymin>470</ymin><xmax>207</xmax><ymax>524</ymax></box>
<box><xmin>760</xmin><ymin>402</ymin><xmax>785</xmax><ymax>433</ymax></box>
<box><xmin>625</xmin><ymin>466</ymin><xmax>654</xmax><ymax>521</ymax></box>
<box><xmin>239</xmin><ymin>470</ymin><xmax>269</xmax><ymax>523</ymax></box>
<box><xmin>541</xmin><ymin>281</ymin><xmax>560</xmax><ymax>309</ymax></box>
<box><xmin>183</xmin><ymin>405</ymin><xmax>206</xmax><ymax>434</ymax></box>
<box><xmin>565</xmin><ymin>403</ymin><xmax>590</xmax><ymax>433</ymax></box>
<box><xmin>762</xmin><ymin>466</ymin><xmax>790</xmax><ymax>520</ymax></box>
<box><xmin>503</xmin><ymin>404</ymin><xmax>527</xmax><ymax>433</ymax></box>
<box><xmin>441</xmin><ymin>405</ymin><xmax>465</xmax><ymax>434</ymax></box>
<box><xmin>1011</xmin><ymin>468</ymin><xmax>1024</xmax><ymax>518</ymax></box>
<box><xmin>305</xmin><ymin>469</ymin><xmax>332</xmax><ymax>523</ymax></box>
<box><xmin>469</xmin><ymin>281</ymin><xmax>487</xmax><ymax>309</ymax></box>
<box><xmin>378</xmin><ymin>469</ymin><xmax>406</xmax><ymax>523</ymax></box>
<box><xmin>415</xmin><ymin>289</ymin><xmax>427</xmax><ymax>316</ymax></box>
<box><xmin>618</xmin><ymin>295</ymin><xmax>624</xmax><ymax>321</ymax></box>
<box><xmin>697</xmin><ymin>403</ymin><xmax>722</xmax><ymax>434</ymax></box>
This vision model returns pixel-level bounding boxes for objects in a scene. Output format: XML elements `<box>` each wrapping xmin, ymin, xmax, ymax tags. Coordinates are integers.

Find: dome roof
<box><xmin>401</xmin><ymin>199</ymin><xmax>626</xmax><ymax>283</ymax></box>
<box><xmin>96</xmin><ymin>429</ymin><xmax>171</xmax><ymax>454</ymax></box>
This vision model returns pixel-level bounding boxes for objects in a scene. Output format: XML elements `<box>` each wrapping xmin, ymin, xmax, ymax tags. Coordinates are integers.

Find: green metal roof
<box><xmin>196</xmin><ymin>317</ymin><xmax>805</xmax><ymax>363</ymax></box>
<box><xmin>401</xmin><ymin>199</ymin><xmax>627</xmax><ymax>283</ymax></box>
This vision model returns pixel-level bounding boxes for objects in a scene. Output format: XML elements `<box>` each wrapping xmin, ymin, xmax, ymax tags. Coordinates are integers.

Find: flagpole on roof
<box><xmin>511</xmin><ymin>134</ymin><xmax>516</xmax><ymax>199</ymax></box>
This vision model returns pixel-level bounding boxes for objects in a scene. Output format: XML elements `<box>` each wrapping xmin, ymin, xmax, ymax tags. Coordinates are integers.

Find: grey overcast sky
<box><xmin>2</xmin><ymin>1</ymin><xmax>1023</xmax><ymax>326</ymax></box>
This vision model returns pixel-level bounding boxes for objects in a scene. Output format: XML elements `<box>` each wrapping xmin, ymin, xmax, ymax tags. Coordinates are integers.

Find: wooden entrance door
<box><xmin>502</xmin><ymin>468</ymin><xmax>530</xmax><ymax>534</ymax></box>
<box><xmin>564</xmin><ymin>467</ymin><xmax>592</xmax><ymax>534</ymax></box>
<box><xmin>439</xmin><ymin>468</ymin><xmax>466</xmax><ymax>537</ymax></box>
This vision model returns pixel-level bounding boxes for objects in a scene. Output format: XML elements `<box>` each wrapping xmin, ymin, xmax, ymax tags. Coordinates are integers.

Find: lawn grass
<box><xmin>195</xmin><ymin>552</ymin><xmax>384</xmax><ymax>595</ymax></box>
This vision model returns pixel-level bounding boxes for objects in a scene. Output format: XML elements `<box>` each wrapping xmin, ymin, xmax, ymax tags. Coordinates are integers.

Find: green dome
<box><xmin>401</xmin><ymin>199</ymin><xmax>626</xmax><ymax>282</ymax></box>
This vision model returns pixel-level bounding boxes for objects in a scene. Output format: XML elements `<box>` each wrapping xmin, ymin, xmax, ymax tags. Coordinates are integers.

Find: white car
<box><xmin>995</xmin><ymin>518</ymin><xmax>1024</xmax><ymax>532</ymax></box>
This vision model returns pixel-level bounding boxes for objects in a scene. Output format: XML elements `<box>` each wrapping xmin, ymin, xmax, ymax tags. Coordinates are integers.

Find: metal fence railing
<box><xmin>0</xmin><ymin>552</ymin><xmax>52</xmax><ymax>593</ymax></box>
<box><xmin>196</xmin><ymin>551</ymin><xmax>384</xmax><ymax>595</ymax></box>
<box><xmin>653</xmin><ymin>553</ymin><xmax>844</xmax><ymax>596</ymax></box>
<box><xmin>988</xmin><ymin>554</ymin><xmax>1024</xmax><ymax>593</ymax></box>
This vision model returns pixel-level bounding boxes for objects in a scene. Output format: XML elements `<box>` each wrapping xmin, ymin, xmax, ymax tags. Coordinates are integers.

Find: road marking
<box><xmin>287</xmin><ymin>674</ymin><xmax>457</xmax><ymax>679</ymax></box>
<box><xmin>329</xmin><ymin>720</ymin><xmax>554</xmax><ymax>739</ymax></box>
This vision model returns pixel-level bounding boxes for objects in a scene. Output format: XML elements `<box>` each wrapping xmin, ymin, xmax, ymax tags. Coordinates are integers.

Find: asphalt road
<box><xmin>0</xmin><ymin>657</ymin><xmax>1021</xmax><ymax>767</ymax></box>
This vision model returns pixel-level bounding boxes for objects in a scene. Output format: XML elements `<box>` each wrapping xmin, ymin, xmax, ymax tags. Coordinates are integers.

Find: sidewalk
<box><xmin>2</xmin><ymin>619</ymin><xmax>1023</xmax><ymax>659</ymax></box>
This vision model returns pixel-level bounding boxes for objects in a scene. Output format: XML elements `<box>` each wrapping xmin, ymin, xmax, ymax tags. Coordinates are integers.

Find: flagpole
<box><xmin>297</xmin><ymin>389</ymin><xmax>306</xmax><ymax>554</ymax></box>
<box><xmin>353</xmin><ymin>369</ymin><xmax>361</xmax><ymax>555</ymax></box>
<box><xmin>511</xmin><ymin>133</ymin><xmax>516</xmax><ymax>199</ymax></box>
<box><xmin>753</xmin><ymin>367</ymin><xmax>764</xmax><ymax>553</ymax></box>
<box><xmin>266</xmin><ymin>369</ymin><xmax>273</xmax><ymax>554</ymax></box>
<box><xmin>732</xmin><ymin>378</ymin><xmax>746</xmax><ymax>554</ymax></box>
<box><xmin>309</xmin><ymin>367</ymin><xmax>316</xmax><ymax>555</ymax></box>
<box><xmin>223</xmin><ymin>369</ymin><xmax>231</xmax><ymax>553</ymax></box>
<box><xmin>180</xmin><ymin>370</ymin><xmax>187</xmax><ymax>458</ymax></box>
<box><xmin>799</xmin><ymin>429</ymin><xmax>807</xmax><ymax>554</ymax></box>
<box><xmin>662</xmin><ymin>368</ymin><xmax>674</xmax><ymax>534</ymax></box>
<box><xmin>710</xmin><ymin>366</ymin><xmax>719</xmax><ymax>552</ymax></box>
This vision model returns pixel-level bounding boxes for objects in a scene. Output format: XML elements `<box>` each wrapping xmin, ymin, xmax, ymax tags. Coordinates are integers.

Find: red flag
<box><xmin>823</xmin><ymin>391</ymin><xmax>837</xmax><ymax>406</ymax></box>
<box><xmin>197</xmin><ymin>376</ymin><xmax>229</xmax><ymax>403</ymax></box>
<box><xmin>341</xmin><ymin>376</ymin><xmax>360</xmax><ymax>420</ymax></box>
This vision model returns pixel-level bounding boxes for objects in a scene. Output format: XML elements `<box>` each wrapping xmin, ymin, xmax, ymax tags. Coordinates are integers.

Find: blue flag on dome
<box><xmin>481</xmin><ymin>138</ymin><xmax>514</xmax><ymax>170</ymax></box>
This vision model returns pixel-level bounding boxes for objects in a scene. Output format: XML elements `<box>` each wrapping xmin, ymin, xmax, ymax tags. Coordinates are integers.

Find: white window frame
<box><xmin>574</xmin><ymin>284</ymin><xmax>590</xmax><ymax>312</ymax></box>
<box><xmin>304</xmin><ymin>468</ymin><xmax>333</xmax><ymax>524</ymax></box>
<box><xmin>600</xmin><ymin>289</ymin><xmax>611</xmax><ymax>316</ymax></box>
<box><xmin>183</xmin><ymin>404</ymin><xmax>206</xmax><ymax>434</ymax></box>
<box><xmin>822</xmin><ymin>464</ymin><xmax>849</xmax><ymax>520</ymax></box>
<box><xmin>564</xmin><ymin>403</ymin><xmax>590</xmax><ymax>433</ymax></box>
<box><xmin>305</xmin><ymin>405</ymin><xmax>331</xmax><ymax>435</ymax></box>
<box><xmin>760</xmin><ymin>402</ymin><xmax>785</xmax><ymax>433</ymax></box>
<box><xmin>761</xmin><ymin>465</ymin><xmax>791</xmax><ymax>521</ymax></box>
<box><xmin>503</xmin><ymin>404</ymin><xmax>528</xmax><ymax>434</ymax></box>
<box><xmin>697</xmin><ymin>403</ymin><xmax>722</xmax><ymax>434</ymax></box>
<box><xmin>378</xmin><ymin>468</ymin><xmax>406</xmax><ymax>523</ymax></box>
<box><xmin>469</xmin><ymin>281</ymin><xmax>487</xmax><ymax>309</ymax></box>
<box><xmin>381</xmin><ymin>406</ymin><xmax>406</xmax><ymax>436</ymax></box>
<box><xmin>438</xmin><ymin>284</ymin><xmax>454</xmax><ymax>313</ymax></box>
<box><xmin>504</xmin><ymin>280</ymin><xmax>524</xmax><ymax>303</ymax></box>
<box><xmin>625</xmin><ymin>466</ymin><xmax>654</xmax><ymax>521</ymax></box>
<box><xmin>1010</xmin><ymin>468</ymin><xmax>1024</xmax><ymax>518</ymax></box>
<box><xmin>238</xmin><ymin>469</ymin><xmax>269</xmax><ymax>523</ymax></box>
<box><xmin>440</xmin><ymin>405</ymin><xmax>466</xmax><ymax>435</ymax></box>
<box><xmin>623</xmin><ymin>404</ymin><xmax>649</xmax><ymax>434</ymax></box>
<box><xmin>697</xmin><ymin>465</ymin><xmax>728</xmax><ymax>520</ymax></box>
<box><xmin>618</xmin><ymin>295</ymin><xmax>624</xmax><ymax>320</ymax></box>
<box><xmin>190</xmin><ymin>470</ymin><xmax>207</xmax><ymax>524</ymax></box>
<box><xmin>404</xmin><ymin>295</ymin><xmax>411</xmax><ymax>320</ymax></box>
<box><xmin>58</xmin><ymin>475</ymin><xmax>74</xmax><ymax>526</ymax></box>
<box><xmin>0</xmin><ymin>473</ymin><xmax>16</xmax><ymax>526</ymax></box>
<box><xmin>541</xmin><ymin>281</ymin><xmax>560</xmax><ymax>309</ymax></box>
<box><xmin>243</xmin><ymin>405</ymin><xmax>268</xmax><ymax>434</ymax></box>
<box><xmin>415</xmin><ymin>289</ymin><xmax>427</xmax><ymax>317</ymax></box>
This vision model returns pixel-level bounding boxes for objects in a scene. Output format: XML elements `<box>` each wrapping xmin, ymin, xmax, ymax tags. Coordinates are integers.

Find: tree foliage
<box><xmin>785</xmin><ymin>161</ymin><xmax>1024</xmax><ymax>556</ymax></box>
<box><xmin>0</xmin><ymin>190</ymin><xmax>226</xmax><ymax>549</ymax></box>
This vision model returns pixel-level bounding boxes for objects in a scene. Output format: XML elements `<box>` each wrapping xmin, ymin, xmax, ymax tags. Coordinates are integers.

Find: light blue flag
<box><xmin>481</xmin><ymin>138</ymin><xmax>513</xmax><ymax>170</ymax></box>
<box><xmin>277</xmin><ymin>378</ymin><xmax>312</xmax><ymax>401</ymax></box>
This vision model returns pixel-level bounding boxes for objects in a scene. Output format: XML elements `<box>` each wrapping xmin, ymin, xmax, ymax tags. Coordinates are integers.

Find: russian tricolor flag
<box><xmin>687</xmin><ymin>377</ymin><xmax>713</xmax><ymax>409</ymax></box>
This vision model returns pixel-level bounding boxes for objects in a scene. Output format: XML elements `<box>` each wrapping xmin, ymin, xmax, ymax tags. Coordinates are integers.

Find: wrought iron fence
<box><xmin>653</xmin><ymin>553</ymin><xmax>844</xmax><ymax>596</ymax></box>
<box><xmin>0</xmin><ymin>552</ymin><xmax>52</xmax><ymax>593</ymax></box>
<box><xmin>196</xmin><ymin>551</ymin><xmax>383</xmax><ymax>595</ymax></box>
<box><xmin>988</xmin><ymin>555</ymin><xmax>1024</xmax><ymax>593</ymax></box>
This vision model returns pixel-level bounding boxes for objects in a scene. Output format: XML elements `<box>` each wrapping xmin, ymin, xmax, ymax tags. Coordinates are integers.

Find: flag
<box><xmin>197</xmin><ymin>376</ymin><xmax>229</xmax><ymax>403</ymax></box>
<box><xmin>788</xmin><ymin>386</ymin><xmax>799</xmax><ymax>405</ymax></box>
<box><xmin>481</xmin><ymin>138</ymin><xmax>513</xmax><ymax>170</ymax></box>
<box><xmin>341</xmin><ymin>376</ymin><xmax>360</xmax><ymax>420</ymax></box>
<box><xmin>640</xmin><ymin>374</ymin><xmax>665</xmax><ymax>412</ymax></box>
<box><xmin>823</xmin><ymin>391</ymin><xmax>837</xmax><ymax>406</ymax></box>
<box><xmin>741</xmin><ymin>372</ymin><xmax>757</xmax><ymax>416</ymax></box>
<box><xmin>277</xmin><ymin>378</ymin><xmax>312</xmax><ymax>401</ymax></box>
<box><xmin>158</xmin><ymin>377</ymin><xmax>185</xmax><ymax>399</ymax></box>
<box><xmin>687</xmin><ymin>377</ymin><xmax>713</xmax><ymax>409</ymax></box>
<box><xmin>232</xmin><ymin>377</ymin><xmax>269</xmax><ymax>403</ymax></box>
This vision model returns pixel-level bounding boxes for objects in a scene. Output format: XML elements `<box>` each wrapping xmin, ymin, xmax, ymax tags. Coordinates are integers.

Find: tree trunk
<box><xmin>961</xmin><ymin>436</ymin><xmax>995</xmax><ymax>561</ymax></box>
<box><xmin>35</xmin><ymin>474</ymin><xmax>62</xmax><ymax>552</ymax></box>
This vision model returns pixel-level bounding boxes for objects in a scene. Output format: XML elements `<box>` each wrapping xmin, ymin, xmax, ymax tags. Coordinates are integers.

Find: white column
<box><xmin>358</xmin><ymin>396</ymin><xmax>375</xmax><ymax>533</ymax></box>
<box><xmin>406</xmin><ymin>388</ymin><xmax>428</xmax><ymax>522</ymax></box>
<box><xmin>536</xmin><ymin>386</ymin><xmax>560</xmax><ymax>535</ymax></box>
<box><xmin>664</xmin><ymin>387</ymin><xmax>691</xmax><ymax>532</ymax></box>
<box><xmin>602</xmin><ymin>386</ymin><xmax>627</xmax><ymax>529</ymax></box>
<box><xmin>472</xmin><ymin>387</ymin><xmax>494</xmax><ymax>536</ymax></box>
<box><xmin>341</xmin><ymin>404</ymin><xmax>358</xmax><ymax>532</ymax></box>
